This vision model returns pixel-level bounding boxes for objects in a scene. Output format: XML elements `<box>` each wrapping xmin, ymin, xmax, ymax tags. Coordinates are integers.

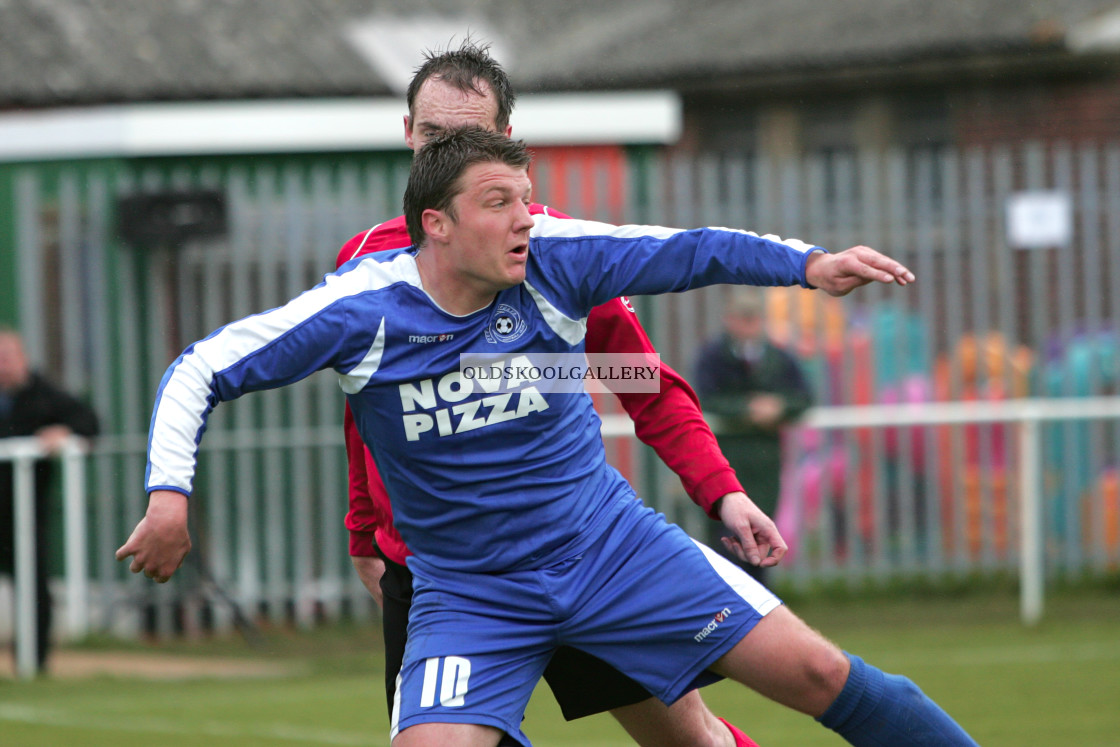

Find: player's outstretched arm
<box><xmin>716</xmin><ymin>491</ymin><xmax>788</xmax><ymax>567</ymax></box>
<box><xmin>115</xmin><ymin>490</ymin><xmax>191</xmax><ymax>583</ymax></box>
<box><xmin>805</xmin><ymin>245</ymin><xmax>915</xmax><ymax>296</ymax></box>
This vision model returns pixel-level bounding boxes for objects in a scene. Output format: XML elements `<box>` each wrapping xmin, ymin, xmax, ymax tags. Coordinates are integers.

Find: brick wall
<box><xmin>955</xmin><ymin>76</ymin><xmax>1120</xmax><ymax>147</ymax></box>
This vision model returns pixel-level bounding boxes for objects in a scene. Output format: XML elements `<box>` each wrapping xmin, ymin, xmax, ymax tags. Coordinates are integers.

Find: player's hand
<box><xmin>717</xmin><ymin>491</ymin><xmax>787</xmax><ymax>567</ymax></box>
<box><xmin>805</xmin><ymin>246</ymin><xmax>914</xmax><ymax>297</ymax></box>
<box><xmin>351</xmin><ymin>555</ymin><xmax>387</xmax><ymax>608</ymax></box>
<box><xmin>115</xmin><ymin>490</ymin><xmax>191</xmax><ymax>583</ymax></box>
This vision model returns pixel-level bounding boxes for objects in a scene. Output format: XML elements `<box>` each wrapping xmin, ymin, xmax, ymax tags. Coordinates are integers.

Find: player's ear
<box><xmin>404</xmin><ymin>115</ymin><xmax>416</xmax><ymax>151</ymax></box>
<box><xmin>421</xmin><ymin>208</ymin><xmax>449</xmax><ymax>243</ymax></box>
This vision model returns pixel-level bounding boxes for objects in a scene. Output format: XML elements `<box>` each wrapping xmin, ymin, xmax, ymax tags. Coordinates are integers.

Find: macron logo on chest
<box><xmin>397</xmin><ymin>355</ymin><xmax>550</xmax><ymax>441</ymax></box>
<box><xmin>409</xmin><ymin>333</ymin><xmax>455</xmax><ymax>344</ymax></box>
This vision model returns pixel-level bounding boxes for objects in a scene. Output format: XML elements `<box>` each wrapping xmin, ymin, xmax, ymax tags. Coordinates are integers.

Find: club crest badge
<box><xmin>485</xmin><ymin>303</ymin><xmax>527</xmax><ymax>343</ymax></box>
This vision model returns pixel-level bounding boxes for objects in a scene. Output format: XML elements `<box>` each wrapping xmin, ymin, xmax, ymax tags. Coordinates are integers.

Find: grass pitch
<box><xmin>1</xmin><ymin>586</ymin><xmax>1118</xmax><ymax>746</ymax></box>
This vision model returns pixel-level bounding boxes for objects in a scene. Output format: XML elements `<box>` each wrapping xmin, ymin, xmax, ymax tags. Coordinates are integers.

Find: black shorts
<box><xmin>378</xmin><ymin>553</ymin><xmax>653</xmax><ymax>722</ymax></box>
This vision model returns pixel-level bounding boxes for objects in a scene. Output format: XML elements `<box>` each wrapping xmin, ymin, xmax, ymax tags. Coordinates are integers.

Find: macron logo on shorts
<box><xmin>693</xmin><ymin>607</ymin><xmax>733</xmax><ymax>642</ymax></box>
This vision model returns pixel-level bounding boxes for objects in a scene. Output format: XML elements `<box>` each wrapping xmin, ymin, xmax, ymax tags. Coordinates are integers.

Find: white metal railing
<box><xmin>5</xmin><ymin>399</ymin><xmax>1117</xmax><ymax>677</ymax></box>
<box><xmin>696</xmin><ymin>396</ymin><xmax>1120</xmax><ymax>626</ymax></box>
<box><xmin>0</xmin><ymin>435</ymin><xmax>87</xmax><ymax>680</ymax></box>
<box><xmin>481</xmin><ymin>400</ymin><xmax>1120</xmax><ymax>626</ymax></box>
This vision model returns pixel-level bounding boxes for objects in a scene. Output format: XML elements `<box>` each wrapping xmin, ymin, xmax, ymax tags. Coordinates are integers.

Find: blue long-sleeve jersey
<box><xmin>145</xmin><ymin>215</ymin><xmax>821</xmax><ymax>573</ymax></box>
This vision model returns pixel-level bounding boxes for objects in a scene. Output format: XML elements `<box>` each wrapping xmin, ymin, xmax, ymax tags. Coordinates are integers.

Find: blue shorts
<box><xmin>391</xmin><ymin>499</ymin><xmax>782</xmax><ymax>745</ymax></box>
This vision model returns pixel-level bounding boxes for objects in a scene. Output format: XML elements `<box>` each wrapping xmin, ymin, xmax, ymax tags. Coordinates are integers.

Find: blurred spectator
<box><xmin>694</xmin><ymin>289</ymin><xmax>812</xmax><ymax>583</ymax></box>
<box><xmin>0</xmin><ymin>327</ymin><xmax>99</xmax><ymax>673</ymax></box>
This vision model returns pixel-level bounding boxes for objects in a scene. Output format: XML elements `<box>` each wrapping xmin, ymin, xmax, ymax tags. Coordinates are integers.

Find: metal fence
<box><xmin>6</xmin><ymin>154</ymin><xmax>414</xmax><ymax>642</ymax></box>
<box><xmin>4</xmin><ymin>139</ymin><xmax>1119</xmax><ymax>644</ymax></box>
<box><xmin>639</xmin><ymin>143</ymin><xmax>1120</xmax><ymax>592</ymax></box>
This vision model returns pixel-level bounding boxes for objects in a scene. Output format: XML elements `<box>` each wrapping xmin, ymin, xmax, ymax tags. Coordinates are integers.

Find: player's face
<box><xmin>405</xmin><ymin>78</ymin><xmax>512</xmax><ymax>151</ymax></box>
<box><xmin>443</xmin><ymin>161</ymin><xmax>534</xmax><ymax>301</ymax></box>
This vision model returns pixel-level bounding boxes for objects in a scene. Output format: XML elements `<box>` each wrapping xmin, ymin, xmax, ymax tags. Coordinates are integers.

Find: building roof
<box><xmin>512</xmin><ymin>0</ymin><xmax>1120</xmax><ymax>89</ymax></box>
<box><xmin>2</xmin><ymin>0</ymin><xmax>1119</xmax><ymax>107</ymax></box>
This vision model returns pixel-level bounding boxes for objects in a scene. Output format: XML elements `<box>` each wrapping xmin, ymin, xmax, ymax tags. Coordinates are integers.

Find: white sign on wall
<box><xmin>1006</xmin><ymin>190</ymin><xmax>1073</xmax><ymax>249</ymax></box>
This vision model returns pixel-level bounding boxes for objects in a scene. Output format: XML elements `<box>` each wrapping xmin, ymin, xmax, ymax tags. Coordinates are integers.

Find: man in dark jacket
<box><xmin>695</xmin><ymin>289</ymin><xmax>812</xmax><ymax>583</ymax></box>
<box><xmin>0</xmin><ymin>327</ymin><xmax>99</xmax><ymax>672</ymax></box>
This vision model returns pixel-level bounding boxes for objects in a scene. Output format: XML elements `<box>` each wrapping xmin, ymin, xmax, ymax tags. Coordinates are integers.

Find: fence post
<box><xmin>14</xmin><ymin>450</ymin><xmax>38</xmax><ymax>679</ymax></box>
<box><xmin>4</xmin><ymin>437</ymin><xmax>89</xmax><ymax>677</ymax></box>
<box><xmin>1018</xmin><ymin>416</ymin><xmax>1044</xmax><ymax>625</ymax></box>
<box><xmin>62</xmin><ymin>443</ymin><xmax>89</xmax><ymax>640</ymax></box>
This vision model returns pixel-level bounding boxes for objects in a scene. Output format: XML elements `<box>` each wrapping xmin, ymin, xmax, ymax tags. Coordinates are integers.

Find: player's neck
<box><xmin>415</xmin><ymin>250</ymin><xmax>496</xmax><ymax>316</ymax></box>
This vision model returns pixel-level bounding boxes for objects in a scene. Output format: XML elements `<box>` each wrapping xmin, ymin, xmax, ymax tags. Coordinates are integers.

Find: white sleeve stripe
<box><xmin>707</xmin><ymin>227</ymin><xmax>817</xmax><ymax>255</ymax></box>
<box><xmin>147</xmin><ymin>253</ymin><xmax>419</xmax><ymax>493</ymax></box>
<box><xmin>147</xmin><ymin>280</ymin><xmax>356</xmax><ymax>492</ymax></box>
<box><xmin>530</xmin><ymin>214</ymin><xmax>682</xmax><ymax>240</ymax></box>
<box><xmin>530</xmin><ymin>214</ymin><xmax>816</xmax><ymax>255</ymax></box>
<box><xmin>524</xmin><ymin>281</ymin><xmax>586</xmax><ymax>346</ymax></box>
<box><xmin>339</xmin><ymin>317</ymin><xmax>387</xmax><ymax>394</ymax></box>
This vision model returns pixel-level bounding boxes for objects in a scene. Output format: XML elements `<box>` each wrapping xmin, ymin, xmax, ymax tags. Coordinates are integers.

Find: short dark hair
<box><xmin>406</xmin><ymin>40</ymin><xmax>516</xmax><ymax>132</ymax></box>
<box><xmin>404</xmin><ymin>128</ymin><xmax>533</xmax><ymax>248</ymax></box>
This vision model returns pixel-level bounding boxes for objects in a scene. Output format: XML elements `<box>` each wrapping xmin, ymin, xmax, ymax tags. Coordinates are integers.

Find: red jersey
<box><xmin>338</xmin><ymin>207</ymin><xmax>743</xmax><ymax>564</ymax></box>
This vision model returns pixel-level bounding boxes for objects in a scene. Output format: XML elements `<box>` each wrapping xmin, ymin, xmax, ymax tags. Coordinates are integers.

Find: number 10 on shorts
<box><xmin>421</xmin><ymin>656</ymin><xmax>472</xmax><ymax>707</ymax></box>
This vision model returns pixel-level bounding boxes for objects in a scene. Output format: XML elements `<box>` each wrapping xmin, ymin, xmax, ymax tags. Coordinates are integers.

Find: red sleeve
<box><xmin>533</xmin><ymin>204</ymin><xmax>571</xmax><ymax>220</ymax></box>
<box><xmin>585</xmin><ymin>298</ymin><xmax>743</xmax><ymax>518</ymax></box>
<box><xmin>337</xmin><ymin>218</ymin><xmax>410</xmax><ymax>557</ymax></box>
<box><xmin>342</xmin><ymin>403</ymin><xmax>379</xmax><ymax>556</ymax></box>
<box><xmin>343</xmin><ymin>400</ymin><xmax>409</xmax><ymax>562</ymax></box>
<box><xmin>335</xmin><ymin>216</ymin><xmax>411</xmax><ymax>268</ymax></box>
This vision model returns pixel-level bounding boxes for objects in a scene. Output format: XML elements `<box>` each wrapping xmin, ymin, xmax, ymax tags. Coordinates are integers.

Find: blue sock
<box><xmin>816</xmin><ymin>653</ymin><xmax>979</xmax><ymax>746</ymax></box>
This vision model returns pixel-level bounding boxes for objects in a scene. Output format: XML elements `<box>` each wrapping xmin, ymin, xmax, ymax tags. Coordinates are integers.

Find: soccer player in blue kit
<box><xmin>118</xmin><ymin>129</ymin><xmax>980</xmax><ymax>747</ymax></box>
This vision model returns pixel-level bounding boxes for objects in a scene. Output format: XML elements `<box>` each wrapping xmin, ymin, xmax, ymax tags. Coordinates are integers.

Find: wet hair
<box><xmin>404</xmin><ymin>127</ymin><xmax>532</xmax><ymax>248</ymax></box>
<box><xmin>406</xmin><ymin>39</ymin><xmax>516</xmax><ymax>132</ymax></box>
